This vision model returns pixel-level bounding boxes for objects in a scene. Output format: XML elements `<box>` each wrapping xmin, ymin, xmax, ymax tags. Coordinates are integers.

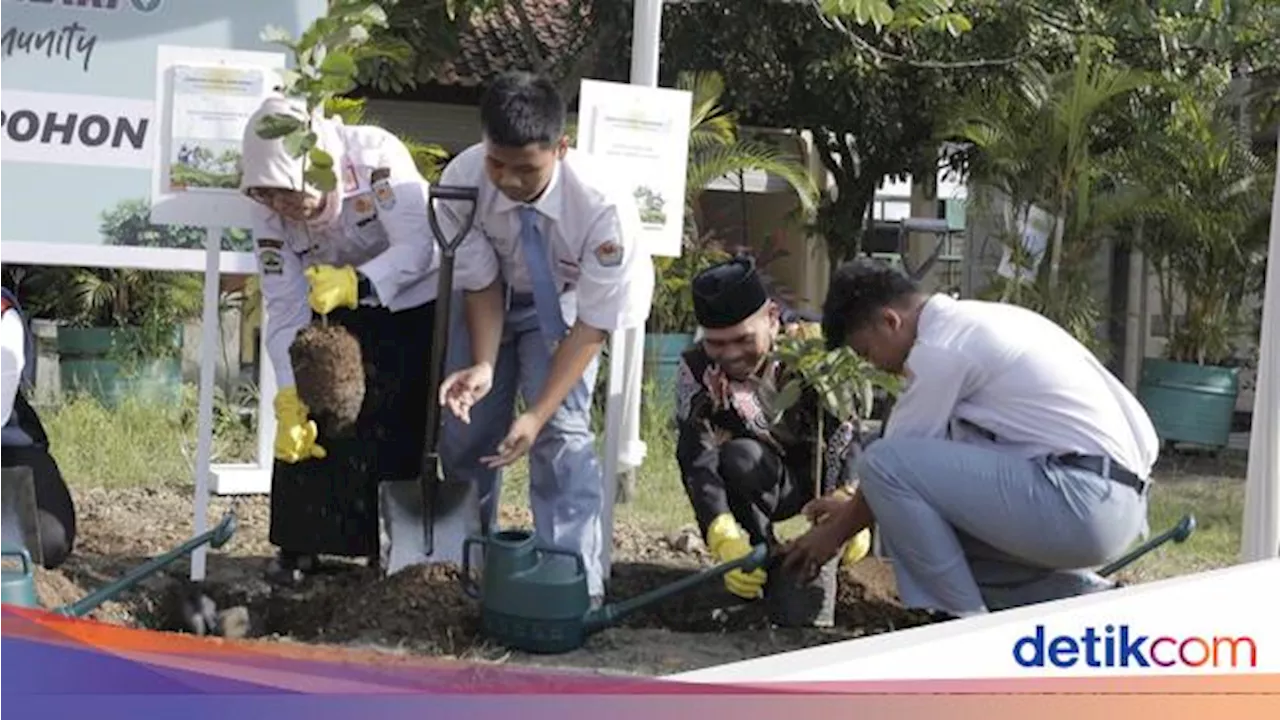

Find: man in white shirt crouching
<box><xmin>781</xmin><ymin>258</ymin><xmax>1158</xmax><ymax>618</ymax></box>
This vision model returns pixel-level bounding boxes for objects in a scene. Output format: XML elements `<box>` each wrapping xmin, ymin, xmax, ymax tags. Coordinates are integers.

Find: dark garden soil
<box><xmin>31</xmin><ymin>485</ymin><xmax>938</xmax><ymax>676</ymax></box>
<box><xmin>34</xmin><ymin>447</ymin><xmax>1229</xmax><ymax>674</ymax></box>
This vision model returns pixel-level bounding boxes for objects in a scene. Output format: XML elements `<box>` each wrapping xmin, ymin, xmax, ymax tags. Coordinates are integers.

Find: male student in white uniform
<box><xmin>782</xmin><ymin>258</ymin><xmax>1158</xmax><ymax>618</ymax></box>
<box><xmin>433</xmin><ymin>71</ymin><xmax>651</xmax><ymax>605</ymax></box>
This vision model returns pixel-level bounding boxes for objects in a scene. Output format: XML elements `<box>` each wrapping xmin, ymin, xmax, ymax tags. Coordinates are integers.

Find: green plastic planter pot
<box><xmin>1137</xmin><ymin>357</ymin><xmax>1240</xmax><ymax>449</ymax></box>
<box><xmin>56</xmin><ymin>326</ymin><xmax>183</xmax><ymax>409</ymax></box>
<box><xmin>643</xmin><ymin>332</ymin><xmax>694</xmax><ymax>390</ymax></box>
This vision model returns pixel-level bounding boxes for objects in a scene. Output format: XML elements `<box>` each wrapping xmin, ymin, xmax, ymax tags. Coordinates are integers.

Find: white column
<box><xmin>1240</xmin><ymin>133</ymin><xmax>1280</xmax><ymax>562</ymax></box>
<box><xmin>190</xmin><ymin>226</ymin><xmax>222</xmax><ymax>582</ymax></box>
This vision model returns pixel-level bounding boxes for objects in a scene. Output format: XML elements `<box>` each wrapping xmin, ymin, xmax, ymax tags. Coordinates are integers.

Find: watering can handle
<box><xmin>461</xmin><ymin>537</ymin><xmax>482</xmax><ymax>600</ymax></box>
<box><xmin>533</xmin><ymin>545</ymin><xmax>588</xmax><ymax>578</ymax></box>
<box><xmin>2</xmin><ymin>547</ymin><xmax>33</xmax><ymax>576</ymax></box>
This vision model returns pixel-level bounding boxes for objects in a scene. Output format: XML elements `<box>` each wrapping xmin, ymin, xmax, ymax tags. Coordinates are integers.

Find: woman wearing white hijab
<box><xmin>240</xmin><ymin>95</ymin><xmax>440</xmax><ymax>583</ymax></box>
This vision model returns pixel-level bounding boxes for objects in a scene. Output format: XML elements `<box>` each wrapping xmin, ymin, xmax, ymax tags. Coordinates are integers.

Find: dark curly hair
<box><xmin>821</xmin><ymin>257</ymin><xmax>921</xmax><ymax>350</ymax></box>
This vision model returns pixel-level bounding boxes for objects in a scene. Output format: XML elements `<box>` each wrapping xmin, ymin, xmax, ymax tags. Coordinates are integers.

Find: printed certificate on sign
<box><xmin>167</xmin><ymin>64</ymin><xmax>267</xmax><ymax>193</ymax></box>
<box><xmin>576</xmin><ymin>79</ymin><xmax>692</xmax><ymax>258</ymax></box>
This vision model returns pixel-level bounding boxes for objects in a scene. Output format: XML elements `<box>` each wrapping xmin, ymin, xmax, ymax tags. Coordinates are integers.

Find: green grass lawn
<box><xmin>42</xmin><ymin>386</ymin><xmax>1250</xmax><ymax>583</ymax></box>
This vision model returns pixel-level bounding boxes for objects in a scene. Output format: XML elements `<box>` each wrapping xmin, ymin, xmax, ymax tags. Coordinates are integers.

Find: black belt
<box><xmin>1056</xmin><ymin>453</ymin><xmax>1149</xmax><ymax>495</ymax></box>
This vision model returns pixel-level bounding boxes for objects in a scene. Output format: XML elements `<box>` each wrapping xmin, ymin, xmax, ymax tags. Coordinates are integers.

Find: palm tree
<box><xmin>678</xmin><ymin>70</ymin><xmax>819</xmax><ymax>241</ymax></box>
<box><xmin>947</xmin><ymin>39</ymin><xmax>1151</xmax><ymax>349</ymax></box>
<box><xmin>1119</xmin><ymin>90</ymin><xmax>1273</xmax><ymax>366</ymax></box>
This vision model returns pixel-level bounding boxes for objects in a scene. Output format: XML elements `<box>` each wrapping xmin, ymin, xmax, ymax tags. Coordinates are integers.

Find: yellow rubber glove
<box><xmin>841</xmin><ymin>527</ymin><xmax>873</xmax><ymax>566</ymax></box>
<box><xmin>830</xmin><ymin>486</ymin><xmax>872</xmax><ymax>566</ymax></box>
<box><xmin>706</xmin><ymin>513</ymin><xmax>767</xmax><ymax>600</ymax></box>
<box><xmin>304</xmin><ymin>264</ymin><xmax>359</xmax><ymax>315</ymax></box>
<box><xmin>274</xmin><ymin>386</ymin><xmax>327</xmax><ymax>463</ymax></box>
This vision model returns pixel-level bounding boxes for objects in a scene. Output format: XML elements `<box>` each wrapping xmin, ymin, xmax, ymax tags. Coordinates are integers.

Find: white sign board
<box><xmin>150</xmin><ymin>45</ymin><xmax>285</xmax><ymax>228</ymax></box>
<box><xmin>575</xmin><ymin>78</ymin><xmax>692</xmax><ymax>258</ymax></box>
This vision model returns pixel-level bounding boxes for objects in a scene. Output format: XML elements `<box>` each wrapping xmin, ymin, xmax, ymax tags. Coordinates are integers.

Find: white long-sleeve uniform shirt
<box><xmin>884</xmin><ymin>294</ymin><xmax>1160</xmax><ymax>479</ymax></box>
<box><xmin>432</xmin><ymin>143</ymin><xmax>652</xmax><ymax>333</ymax></box>
<box><xmin>250</xmin><ymin>125</ymin><xmax>438</xmax><ymax>390</ymax></box>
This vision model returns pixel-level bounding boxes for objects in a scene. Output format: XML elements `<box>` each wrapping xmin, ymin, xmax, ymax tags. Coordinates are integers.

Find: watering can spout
<box><xmin>583</xmin><ymin>543</ymin><xmax>770</xmax><ymax>633</ymax></box>
<box><xmin>54</xmin><ymin>508</ymin><xmax>239</xmax><ymax>618</ymax></box>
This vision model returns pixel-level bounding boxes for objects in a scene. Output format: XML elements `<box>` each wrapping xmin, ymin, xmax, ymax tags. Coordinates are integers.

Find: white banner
<box><xmin>670</xmin><ymin>560</ymin><xmax>1280</xmax><ymax>682</ymax></box>
<box><xmin>0</xmin><ymin>90</ymin><xmax>155</xmax><ymax>169</ymax></box>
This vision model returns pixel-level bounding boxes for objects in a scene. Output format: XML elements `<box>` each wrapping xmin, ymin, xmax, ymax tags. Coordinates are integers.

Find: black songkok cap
<box><xmin>692</xmin><ymin>254</ymin><xmax>769</xmax><ymax>329</ymax></box>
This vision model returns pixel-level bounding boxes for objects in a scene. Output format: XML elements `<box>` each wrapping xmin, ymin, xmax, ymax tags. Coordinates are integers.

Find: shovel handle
<box><xmin>427</xmin><ymin>185</ymin><xmax>480</xmax><ymax>255</ymax></box>
<box><xmin>422</xmin><ymin>184</ymin><xmax>481</xmax><ymax>558</ymax></box>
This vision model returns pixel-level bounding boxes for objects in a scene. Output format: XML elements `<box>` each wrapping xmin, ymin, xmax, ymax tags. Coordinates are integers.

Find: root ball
<box><xmin>290</xmin><ymin>323</ymin><xmax>365</xmax><ymax>437</ymax></box>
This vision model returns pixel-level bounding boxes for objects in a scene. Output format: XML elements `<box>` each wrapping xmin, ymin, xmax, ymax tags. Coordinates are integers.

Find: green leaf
<box><xmin>259</xmin><ymin>25</ymin><xmax>295</xmax><ymax>48</ymax></box>
<box><xmin>944</xmin><ymin>13</ymin><xmax>971</xmax><ymax>37</ymax></box>
<box><xmin>870</xmin><ymin>0</ymin><xmax>894</xmax><ymax>30</ymax></box>
<box><xmin>304</xmin><ymin>165</ymin><xmax>338</xmax><ymax>193</ymax></box>
<box><xmin>308</xmin><ymin>147</ymin><xmax>335</xmax><ymax>170</ymax></box>
<box><xmin>774</xmin><ymin>380</ymin><xmax>804</xmax><ymax>415</ymax></box>
<box><xmin>275</xmin><ymin>69</ymin><xmax>303</xmax><ymax>94</ymax></box>
<box><xmin>283</xmin><ymin>130</ymin><xmax>316</xmax><ymax>159</ymax></box>
<box><xmin>853</xmin><ymin>0</ymin><xmax>871</xmax><ymax>25</ymax></box>
<box><xmin>319</xmin><ymin>51</ymin><xmax>358</xmax><ymax>79</ymax></box>
<box><xmin>329</xmin><ymin>24</ymin><xmax>370</xmax><ymax>49</ymax></box>
<box><xmin>255</xmin><ymin>113</ymin><xmax>304</xmax><ymax>139</ymax></box>
<box><xmin>319</xmin><ymin>74</ymin><xmax>358</xmax><ymax>95</ymax></box>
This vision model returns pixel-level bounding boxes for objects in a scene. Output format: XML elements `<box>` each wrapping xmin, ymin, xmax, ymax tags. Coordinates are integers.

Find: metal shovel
<box><xmin>421</xmin><ymin>184</ymin><xmax>481</xmax><ymax>557</ymax></box>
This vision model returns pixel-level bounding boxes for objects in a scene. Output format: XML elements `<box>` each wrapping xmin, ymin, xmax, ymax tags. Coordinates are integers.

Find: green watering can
<box><xmin>1</xmin><ymin>510</ymin><xmax>238</xmax><ymax>618</ymax></box>
<box><xmin>461</xmin><ymin>529</ymin><xmax>769</xmax><ymax>654</ymax></box>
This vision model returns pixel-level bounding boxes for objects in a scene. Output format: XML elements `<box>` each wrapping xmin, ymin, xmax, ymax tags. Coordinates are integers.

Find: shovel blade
<box><xmin>1</xmin><ymin>466</ymin><xmax>43</xmax><ymax>566</ymax></box>
<box><xmin>380</xmin><ymin>477</ymin><xmax>482</xmax><ymax>574</ymax></box>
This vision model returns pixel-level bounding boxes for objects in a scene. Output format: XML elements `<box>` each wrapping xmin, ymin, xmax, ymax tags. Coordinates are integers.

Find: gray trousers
<box><xmin>437</xmin><ymin>293</ymin><xmax>606</xmax><ymax>597</ymax></box>
<box><xmin>856</xmin><ymin>436</ymin><xmax>1149</xmax><ymax>616</ymax></box>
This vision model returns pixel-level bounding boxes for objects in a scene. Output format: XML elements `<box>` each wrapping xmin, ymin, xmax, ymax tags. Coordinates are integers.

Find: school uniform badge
<box><xmin>260</xmin><ymin>250</ymin><xmax>283</xmax><ymax>275</ymax></box>
<box><xmin>352</xmin><ymin>192</ymin><xmax>375</xmax><ymax>217</ymax></box>
<box><xmin>372</xmin><ymin>178</ymin><xmax>396</xmax><ymax>210</ymax></box>
<box><xmin>593</xmin><ymin>240</ymin><xmax>624</xmax><ymax>267</ymax></box>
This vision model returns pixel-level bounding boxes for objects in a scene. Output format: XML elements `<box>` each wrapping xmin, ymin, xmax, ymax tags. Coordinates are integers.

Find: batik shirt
<box><xmin>673</xmin><ymin>315</ymin><xmax>865</xmax><ymax>537</ymax></box>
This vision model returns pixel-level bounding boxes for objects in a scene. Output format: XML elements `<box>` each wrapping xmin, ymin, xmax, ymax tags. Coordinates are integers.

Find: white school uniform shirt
<box><xmin>435</xmin><ymin>143</ymin><xmax>652</xmax><ymax>333</ymax></box>
<box><xmin>884</xmin><ymin>294</ymin><xmax>1160</xmax><ymax>478</ymax></box>
<box><xmin>248</xmin><ymin>125</ymin><xmax>439</xmax><ymax>390</ymax></box>
<box><xmin>1</xmin><ymin>307</ymin><xmax>25</xmax><ymax>427</ymax></box>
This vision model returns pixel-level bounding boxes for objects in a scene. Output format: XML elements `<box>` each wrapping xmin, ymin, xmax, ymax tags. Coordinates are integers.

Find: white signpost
<box><xmin>577</xmin><ymin>0</ymin><xmax>691</xmax><ymax>580</ymax></box>
<box><xmin>149</xmin><ymin>45</ymin><xmax>287</xmax><ymax>581</ymax></box>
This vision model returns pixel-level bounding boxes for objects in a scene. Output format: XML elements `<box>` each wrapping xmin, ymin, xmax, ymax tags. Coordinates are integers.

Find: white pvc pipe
<box><xmin>190</xmin><ymin>226</ymin><xmax>222</xmax><ymax>582</ymax></box>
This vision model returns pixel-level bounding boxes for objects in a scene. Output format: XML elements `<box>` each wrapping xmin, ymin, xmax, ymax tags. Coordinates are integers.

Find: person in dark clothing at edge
<box><xmin>672</xmin><ymin>255</ymin><xmax>872</xmax><ymax>620</ymax></box>
<box><xmin>1</xmin><ymin>284</ymin><xmax>77</xmax><ymax>569</ymax></box>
